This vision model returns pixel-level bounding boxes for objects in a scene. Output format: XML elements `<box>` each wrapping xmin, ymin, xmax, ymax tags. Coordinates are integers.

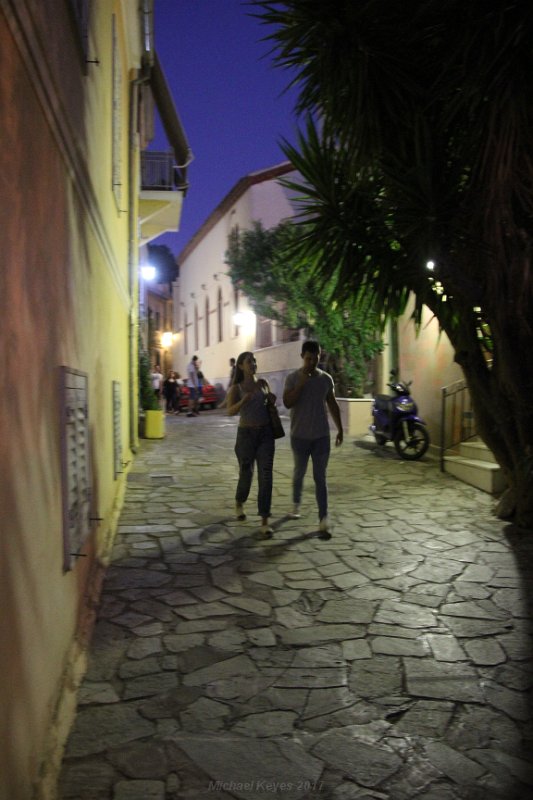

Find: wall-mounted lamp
<box><xmin>233</xmin><ymin>310</ymin><xmax>256</xmax><ymax>335</ymax></box>
<box><xmin>180</xmin><ymin>301</ymin><xmax>185</xmax><ymax>307</ymax></box>
<box><xmin>190</xmin><ymin>292</ymin><xmax>196</xmax><ymax>298</ymax></box>
<box><xmin>140</xmin><ymin>264</ymin><xmax>157</xmax><ymax>281</ymax></box>
<box><xmin>161</xmin><ymin>331</ymin><xmax>173</xmax><ymax>349</ymax></box>
<box><xmin>201</xmin><ymin>284</ymin><xmax>207</xmax><ymax>290</ymax></box>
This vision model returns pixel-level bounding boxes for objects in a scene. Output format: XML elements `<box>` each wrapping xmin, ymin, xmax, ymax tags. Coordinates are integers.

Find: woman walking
<box><xmin>226</xmin><ymin>352</ymin><xmax>276</xmax><ymax>537</ymax></box>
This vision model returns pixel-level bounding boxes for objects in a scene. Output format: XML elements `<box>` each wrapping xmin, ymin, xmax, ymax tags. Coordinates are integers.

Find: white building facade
<box><xmin>174</xmin><ymin>162</ymin><xmax>304</xmax><ymax>400</ymax></box>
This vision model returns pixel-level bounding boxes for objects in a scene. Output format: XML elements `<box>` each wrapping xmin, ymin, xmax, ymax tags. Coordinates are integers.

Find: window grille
<box><xmin>60</xmin><ymin>368</ymin><xmax>91</xmax><ymax>571</ymax></box>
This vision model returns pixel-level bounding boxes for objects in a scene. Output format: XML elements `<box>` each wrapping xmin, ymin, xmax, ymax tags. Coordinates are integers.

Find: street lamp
<box><xmin>141</xmin><ymin>264</ymin><xmax>157</xmax><ymax>281</ymax></box>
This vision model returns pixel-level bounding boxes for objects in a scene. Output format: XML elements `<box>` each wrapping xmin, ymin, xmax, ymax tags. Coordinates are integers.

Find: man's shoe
<box><xmin>187</xmin><ymin>412</ymin><xmax>195</xmax><ymax>417</ymax></box>
<box><xmin>287</xmin><ymin>504</ymin><xmax>301</xmax><ymax>519</ymax></box>
<box><xmin>235</xmin><ymin>503</ymin><xmax>246</xmax><ymax>521</ymax></box>
<box><xmin>318</xmin><ymin>517</ymin><xmax>331</xmax><ymax>540</ymax></box>
<box><xmin>259</xmin><ymin>524</ymin><xmax>274</xmax><ymax>539</ymax></box>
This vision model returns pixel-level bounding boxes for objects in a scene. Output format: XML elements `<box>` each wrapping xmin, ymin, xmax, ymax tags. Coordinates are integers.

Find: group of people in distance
<box><xmin>150</xmin><ymin>360</ymin><xmax>208</xmax><ymax>416</ymax></box>
<box><xmin>226</xmin><ymin>340</ymin><xmax>343</xmax><ymax>539</ymax></box>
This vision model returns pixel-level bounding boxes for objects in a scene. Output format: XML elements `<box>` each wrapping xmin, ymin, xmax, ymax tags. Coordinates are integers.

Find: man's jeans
<box><xmin>291</xmin><ymin>435</ymin><xmax>331</xmax><ymax>520</ymax></box>
<box><xmin>235</xmin><ymin>426</ymin><xmax>275</xmax><ymax>518</ymax></box>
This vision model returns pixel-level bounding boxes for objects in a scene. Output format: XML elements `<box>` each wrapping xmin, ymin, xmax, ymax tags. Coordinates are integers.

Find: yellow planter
<box><xmin>144</xmin><ymin>409</ymin><xmax>165</xmax><ymax>439</ymax></box>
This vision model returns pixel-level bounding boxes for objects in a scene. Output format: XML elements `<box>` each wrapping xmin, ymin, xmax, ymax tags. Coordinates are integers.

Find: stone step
<box><xmin>444</xmin><ymin>455</ymin><xmax>507</xmax><ymax>495</ymax></box>
<box><xmin>459</xmin><ymin>439</ymin><xmax>497</xmax><ymax>464</ymax></box>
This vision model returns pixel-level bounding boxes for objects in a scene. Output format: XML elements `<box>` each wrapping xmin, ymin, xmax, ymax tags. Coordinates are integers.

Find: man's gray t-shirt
<box><xmin>284</xmin><ymin>369</ymin><xmax>334</xmax><ymax>440</ymax></box>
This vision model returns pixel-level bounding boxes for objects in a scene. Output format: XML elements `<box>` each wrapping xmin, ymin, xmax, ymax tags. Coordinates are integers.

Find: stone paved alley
<box><xmin>59</xmin><ymin>409</ymin><xmax>533</xmax><ymax>800</ymax></box>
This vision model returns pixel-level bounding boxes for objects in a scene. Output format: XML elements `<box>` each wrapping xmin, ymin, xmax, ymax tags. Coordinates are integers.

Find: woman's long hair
<box><xmin>233</xmin><ymin>351</ymin><xmax>254</xmax><ymax>385</ymax></box>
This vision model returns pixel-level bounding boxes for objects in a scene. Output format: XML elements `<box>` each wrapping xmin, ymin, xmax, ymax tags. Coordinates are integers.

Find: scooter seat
<box><xmin>375</xmin><ymin>395</ymin><xmax>393</xmax><ymax>411</ymax></box>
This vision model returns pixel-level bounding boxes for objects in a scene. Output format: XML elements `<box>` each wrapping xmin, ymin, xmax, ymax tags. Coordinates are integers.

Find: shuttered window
<box><xmin>69</xmin><ymin>0</ymin><xmax>91</xmax><ymax>66</ymax></box>
<box><xmin>112</xmin><ymin>380</ymin><xmax>122</xmax><ymax>480</ymax></box>
<box><xmin>60</xmin><ymin>368</ymin><xmax>91</xmax><ymax>571</ymax></box>
<box><xmin>111</xmin><ymin>14</ymin><xmax>122</xmax><ymax>208</ymax></box>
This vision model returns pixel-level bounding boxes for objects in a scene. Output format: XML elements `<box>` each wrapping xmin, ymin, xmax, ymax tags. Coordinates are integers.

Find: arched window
<box><xmin>234</xmin><ymin>287</ymin><xmax>239</xmax><ymax>337</ymax></box>
<box><xmin>194</xmin><ymin>304</ymin><xmax>199</xmax><ymax>351</ymax></box>
<box><xmin>205</xmin><ymin>296</ymin><xmax>210</xmax><ymax>347</ymax></box>
<box><xmin>217</xmin><ymin>288</ymin><xmax>223</xmax><ymax>342</ymax></box>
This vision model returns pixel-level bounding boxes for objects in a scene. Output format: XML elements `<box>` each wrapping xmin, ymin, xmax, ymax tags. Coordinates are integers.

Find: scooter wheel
<box><xmin>393</xmin><ymin>422</ymin><xmax>430</xmax><ymax>460</ymax></box>
<box><xmin>374</xmin><ymin>434</ymin><xmax>387</xmax><ymax>446</ymax></box>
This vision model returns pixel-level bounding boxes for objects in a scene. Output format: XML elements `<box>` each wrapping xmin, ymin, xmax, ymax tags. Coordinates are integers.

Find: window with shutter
<box><xmin>69</xmin><ymin>0</ymin><xmax>91</xmax><ymax>67</ymax></box>
<box><xmin>111</xmin><ymin>14</ymin><xmax>122</xmax><ymax>209</ymax></box>
<box><xmin>112</xmin><ymin>381</ymin><xmax>122</xmax><ymax>480</ymax></box>
<box><xmin>60</xmin><ymin>368</ymin><xmax>91</xmax><ymax>571</ymax></box>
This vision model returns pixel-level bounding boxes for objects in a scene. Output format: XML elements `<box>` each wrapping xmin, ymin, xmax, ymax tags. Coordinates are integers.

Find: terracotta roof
<box><xmin>177</xmin><ymin>161</ymin><xmax>295</xmax><ymax>264</ymax></box>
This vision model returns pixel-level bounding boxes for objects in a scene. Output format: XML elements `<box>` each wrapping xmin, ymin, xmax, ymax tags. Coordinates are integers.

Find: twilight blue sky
<box><xmin>152</xmin><ymin>0</ymin><xmax>301</xmax><ymax>257</ymax></box>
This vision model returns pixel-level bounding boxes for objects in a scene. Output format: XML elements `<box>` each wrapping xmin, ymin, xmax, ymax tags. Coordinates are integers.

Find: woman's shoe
<box><xmin>259</xmin><ymin>524</ymin><xmax>274</xmax><ymax>539</ymax></box>
<box><xmin>318</xmin><ymin>516</ymin><xmax>331</xmax><ymax>540</ymax></box>
<box><xmin>235</xmin><ymin>503</ymin><xmax>246</xmax><ymax>521</ymax></box>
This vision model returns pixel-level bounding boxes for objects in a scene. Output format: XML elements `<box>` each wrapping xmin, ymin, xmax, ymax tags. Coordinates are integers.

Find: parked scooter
<box><xmin>370</xmin><ymin>370</ymin><xmax>430</xmax><ymax>460</ymax></box>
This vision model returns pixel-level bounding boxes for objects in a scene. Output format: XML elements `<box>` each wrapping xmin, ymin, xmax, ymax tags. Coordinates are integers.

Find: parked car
<box><xmin>178</xmin><ymin>382</ymin><xmax>218</xmax><ymax>410</ymax></box>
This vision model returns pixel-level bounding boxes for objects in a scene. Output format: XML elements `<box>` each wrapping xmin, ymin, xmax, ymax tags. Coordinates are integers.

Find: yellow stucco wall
<box><xmin>0</xmin><ymin>2</ymin><xmax>139</xmax><ymax>795</ymax></box>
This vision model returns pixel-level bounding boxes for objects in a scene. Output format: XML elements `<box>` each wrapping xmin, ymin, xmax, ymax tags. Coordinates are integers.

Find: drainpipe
<box><xmin>127</xmin><ymin>0</ymin><xmax>154</xmax><ymax>452</ymax></box>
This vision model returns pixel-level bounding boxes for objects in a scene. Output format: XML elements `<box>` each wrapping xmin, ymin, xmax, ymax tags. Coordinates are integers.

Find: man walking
<box><xmin>283</xmin><ymin>340</ymin><xmax>343</xmax><ymax>538</ymax></box>
<box><xmin>186</xmin><ymin>355</ymin><xmax>200</xmax><ymax>417</ymax></box>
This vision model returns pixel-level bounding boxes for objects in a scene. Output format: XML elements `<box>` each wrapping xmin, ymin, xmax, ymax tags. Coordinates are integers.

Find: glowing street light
<box><xmin>233</xmin><ymin>310</ymin><xmax>256</xmax><ymax>333</ymax></box>
<box><xmin>141</xmin><ymin>264</ymin><xmax>157</xmax><ymax>281</ymax></box>
<box><xmin>161</xmin><ymin>332</ymin><xmax>173</xmax><ymax>349</ymax></box>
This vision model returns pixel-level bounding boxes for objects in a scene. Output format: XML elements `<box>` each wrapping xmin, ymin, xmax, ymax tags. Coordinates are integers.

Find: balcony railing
<box><xmin>141</xmin><ymin>151</ymin><xmax>187</xmax><ymax>191</ymax></box>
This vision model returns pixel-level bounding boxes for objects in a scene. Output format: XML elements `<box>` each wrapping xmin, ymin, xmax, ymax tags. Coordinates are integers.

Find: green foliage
<box><xmin>252</xmin><ymin>0</ymin><xmax>533</xmax><ymax>352</ymax></box>
<box><xmin>225</xmin><ymin>220</ymin><xmax>383</xmax><ymax>395</ymax></box>
<box><xmin>138</xmin><ymin>334</ymin><xmax>160</xmax><ymax>411</ymax></box>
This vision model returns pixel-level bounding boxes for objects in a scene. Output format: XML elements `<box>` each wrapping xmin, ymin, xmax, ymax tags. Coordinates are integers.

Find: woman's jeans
<box><xmin>235</xmin><ymin>426</ymin><xmax>275</xmax><ymax>518</ymax></box>
<box><xmin>291</xmin><ymin>435</ymin><xmax>331</xmax><ymax>519</ymax></box>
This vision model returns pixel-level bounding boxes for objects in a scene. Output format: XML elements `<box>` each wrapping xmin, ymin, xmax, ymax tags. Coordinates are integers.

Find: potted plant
<box><xmin>139</xmin><ymin>342</ymin><xmax>165</xmax><ymax>439</ymax></box>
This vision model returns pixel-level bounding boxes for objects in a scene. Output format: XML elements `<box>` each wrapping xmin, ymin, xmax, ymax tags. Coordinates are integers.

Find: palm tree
<box><xmin>253</xmin><ymin>0</ymin><xmax>533</xmax><ymax>528</ymax></box>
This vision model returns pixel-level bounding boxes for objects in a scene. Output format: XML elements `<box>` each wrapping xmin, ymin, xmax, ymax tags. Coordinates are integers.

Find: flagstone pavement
<box><xmin>59</xmin><ymin>409</ymin><xmax>533</xmax><ymax>800</ymax></box>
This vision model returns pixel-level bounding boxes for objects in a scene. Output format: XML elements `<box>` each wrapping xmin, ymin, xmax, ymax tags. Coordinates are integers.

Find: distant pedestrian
<box><xmin>163</xmin><ymin>370</ymin><xmax>179</xmax><ymax>413</ymax></box>
<box><xmin>226</xmin><ymin>351</ymin><xmax>277</xmax><ymax>538</ymax></box>
<box><xmin>151</xmin><ymin>365</ymin><xmax>163</xmax><ymax>403</ymax></box>
<box><xmin>218</xmin><ymin>357</ymin><xmax>237</xmax><ymax>409</ymax></box>
<box><xmin>282</xmin><ymin>340</ymin><xmax>343</xmax><ymax>538</ymax></box>
<box><xmin>186</xmin><ymin>355</ymin><xmax>199</xmax><ymax>417</ymax></box>
<box><xmin>228</xmin><ymin>357</ymin><xmax>236</xmax><ymax>385</ymax></box>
